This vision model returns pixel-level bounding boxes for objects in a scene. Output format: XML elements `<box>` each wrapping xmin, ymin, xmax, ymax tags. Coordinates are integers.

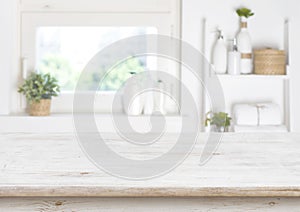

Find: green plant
<box><xmin>205</xmin><ymin>112</ymin><xmax>232</xmax><ymax>128</ymax></box>
<box><xmin>236</xmin><ymin>7</ymin><xmax>254</xmax><ymax>18</ymax></box>
<box><xmin>18</xmin><ymin>72</ymin><xmax>60</xmax><ymax>103</ymax></box>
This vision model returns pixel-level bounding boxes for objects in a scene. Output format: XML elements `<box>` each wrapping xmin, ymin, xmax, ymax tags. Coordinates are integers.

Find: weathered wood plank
<box><xmin>0</xmin><ymin>133</ymin><xmax>300</xmax><ymax>197</ymax></box>
<box><xmin>0</xmin><ymin>197</ymin><xmax>299</xmax><ymax>211</ymax></box>
<box><xmin>1</xmin><ymin>186</ymin><xmax>300</xmax><ymax>197</ymax></box>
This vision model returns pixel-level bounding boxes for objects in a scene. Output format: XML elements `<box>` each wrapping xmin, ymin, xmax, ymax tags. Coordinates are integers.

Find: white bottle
<box><xmin>212</xmin><ymin>30</ymin><xmax>227</xmax><ymax>74</ymax></box>
<box><xmin>123</xmin><ymin>72</ymin><xmax>143</xmax><ymax>116</ymax></box>
<box><xmin>154</xmin><ymin>80</ymin><xmax>166</xmax><ymax>115</ymax></box>
<box><xmin>237</xmin><ymin>17</ymin><xmax>253</xmax><ymax>74</ymax></box>
<box><xmin>143</xmin><ymin>92</ymin><xmax>154</xmax><ymax>115</ymax></box>
<box><xmin>228</xmin><ymin>38</ymin><xmax>241</xmax><ymax>75</ymax></box>
<box><xmin>164</xmin><ymin>83</ymin><xmax>178</xmax><ymax>114</ymax></box>
<box><xmin>143</xmin><ymin>77</ymin><xmax>154</xmax><ymax>115</ymax></box>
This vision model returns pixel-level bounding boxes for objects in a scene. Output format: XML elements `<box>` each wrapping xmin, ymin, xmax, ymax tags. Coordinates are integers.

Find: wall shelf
<box><xmin>211</xmin><ymin>74</ymin><xmax>289</xmax><ymax>80</ymax></box>
<box><xmin>202</xmin><ymin>18</ymin><xmax>291</xmax><ymax>132</ymax></box>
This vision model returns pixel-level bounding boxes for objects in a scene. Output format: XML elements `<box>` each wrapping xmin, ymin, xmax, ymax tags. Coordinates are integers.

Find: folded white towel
<box><xmin>257</xmin><ymin>103</ymin><xmax>282</xmax><ymax>125</ymax></box>
<box><xmin>234</xmin><ymin>125</ymin><xmax>288</xmax><ymax>133</ymax></box>
<box><xmin>233</xmin><ymin>104</ymin><xmax>258</xmax><ymax>126</ymax></box>
<box><xmin>233</xmin><ymin>103</ymin><xmax>282</xmax><ymax>126</ymax></box>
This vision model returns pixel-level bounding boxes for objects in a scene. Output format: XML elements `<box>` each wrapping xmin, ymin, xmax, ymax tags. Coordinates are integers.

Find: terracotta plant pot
<box><xmin>29</xmin><ymin>99</ymin><xmax>51</xmax><ymax>116</ymax></box>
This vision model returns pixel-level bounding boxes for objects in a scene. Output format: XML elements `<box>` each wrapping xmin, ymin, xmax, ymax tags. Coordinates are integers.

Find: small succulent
<box><xmin>205</xmin><ymin>112</ymin><xmax>232</xmax><ymax>128</ymax></box>
<box><xmin>18</xmin><ymin>72</ymin><xmax>60</xmax><ymax>103</ymax></box>
<box><xmin>236</xmin><ymin>8</ymin><xmax>254</xmax><ymax>18</ymax></box>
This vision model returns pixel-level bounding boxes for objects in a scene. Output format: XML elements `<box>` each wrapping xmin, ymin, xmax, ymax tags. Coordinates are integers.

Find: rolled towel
<box><xmin>234</xmin><ymin>125</ymin><xmax>288</xmax><ymax>133</ymax></box>
<box><xmin>233</xmin><ymin>104</ymin><xmax>258</xmax><ymax>126</ymax></box>
<box><xmin>257</xmin><ymin>103</ymin><xmax>282</xmax><ymax>125</ymax></box>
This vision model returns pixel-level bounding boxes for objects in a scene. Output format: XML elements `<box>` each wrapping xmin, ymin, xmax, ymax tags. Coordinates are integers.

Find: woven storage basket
<box><xmin>254</xmin><ymin>49</ymin><xmax>286</xmax><ymax>75</ymax></box>
<box><xmin>29</xmin><ymin>99</ymin><xmax>51</xmax><ymax>116</ymax></box>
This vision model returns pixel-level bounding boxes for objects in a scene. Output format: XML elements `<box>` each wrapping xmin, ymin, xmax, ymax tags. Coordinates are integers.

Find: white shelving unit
<box><xmin>202</xmin><ymin>18</ymin><xmax>291</xmax><ymax>131</ymax></box>
<box><xmin>211</xmin><ymin>73</ymin><xmax>289</xmax><ymax>80</ymax></box>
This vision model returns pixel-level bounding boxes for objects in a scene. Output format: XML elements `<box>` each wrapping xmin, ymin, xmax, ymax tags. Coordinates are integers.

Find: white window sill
<box><xmin>0</xmin><ymin>113</ymin><xmax>188</xmax><ymax>133</ymax></box>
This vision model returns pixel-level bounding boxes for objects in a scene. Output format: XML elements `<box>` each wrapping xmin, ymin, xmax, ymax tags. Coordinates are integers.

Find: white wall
<box><xmin>182</xmin><ymin>0</ymin><xmax>300</xmax><ymax>131</ymax></box>
<box><xmin>0</xmin><ymin>0</ymin><xmax>15</xmax><ymax>114</ymax></box>
<box><xmin>0</xmin><ymin>0</ymin><xmax>300</xmax><ymax>131</ymax></box>
<box><xmin>287</xmin><ymin>0</ymin><xmax>300</xmax><ymax>132</ymax></box>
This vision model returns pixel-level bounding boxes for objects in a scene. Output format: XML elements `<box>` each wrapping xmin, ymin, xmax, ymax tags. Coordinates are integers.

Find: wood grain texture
<box><xmin>0</xmin><ymin>133</ymin><xmax>300</xmax><ymax>197</ymax></box>
<box><xmin>0</xmin><ymin>197</ymin><xmax>299</xmax><ymax>211</ymax></box>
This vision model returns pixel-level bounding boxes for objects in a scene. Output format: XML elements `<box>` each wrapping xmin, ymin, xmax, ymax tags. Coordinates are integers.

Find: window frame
<box><xmin>12</xmin><ymin>0</ymin><xmax>181</xmax><ymax>114</ymax></box>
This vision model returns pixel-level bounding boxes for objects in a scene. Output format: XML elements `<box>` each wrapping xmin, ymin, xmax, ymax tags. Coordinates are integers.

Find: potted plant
<box><xmin>205</xmin><ymin>112</ymin><xmax>232</xmax><ymax>132</ymax></box>
<box><xmin>18</xmin><ymin>72</ymin><xmax>60</xmax><ymax>116</ymax></box>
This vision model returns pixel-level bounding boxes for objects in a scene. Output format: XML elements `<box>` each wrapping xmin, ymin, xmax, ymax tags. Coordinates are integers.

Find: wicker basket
<box><xmin>254</xmin><ymin>49</ymin><xmax>286</xmax><ymax>75</ymax></box>
<box><xmin>29</xmin><ymin>99</ymin><xmax>51</xmax><ymax>116</ymax></box>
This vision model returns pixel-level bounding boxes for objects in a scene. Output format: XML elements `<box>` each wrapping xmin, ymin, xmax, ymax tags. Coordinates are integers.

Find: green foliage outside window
<box><xmin>38</xmin><ymin>54</ymin><xmax>145</xmax><ymax>91</ymax></box>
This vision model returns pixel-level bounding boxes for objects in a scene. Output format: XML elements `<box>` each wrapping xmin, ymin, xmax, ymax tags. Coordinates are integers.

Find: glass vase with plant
<box><xmin>236</xmin><ymin>7</ymin><xmax>255</xmax><ymax>74</ymax></box>
<box><xmin>205</xmin><ymin>112</ymin><xmax>232</xmax><ymax>132</ymax></box>
<box><xmin>18</xmin><ymin>72</ymin><xmax>60</xmax><ymax>116</ymax></box>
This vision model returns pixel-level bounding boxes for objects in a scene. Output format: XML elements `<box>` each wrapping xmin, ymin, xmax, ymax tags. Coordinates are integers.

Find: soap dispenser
<box><xmin>227</xmin><ymin>38</ymin><xmax>241</xmax><ymax>75</ymax></box>
<box><xmin>212</xmin><ymin>29</ymin><xmax>227</xmax><ymax>74</ymax></box>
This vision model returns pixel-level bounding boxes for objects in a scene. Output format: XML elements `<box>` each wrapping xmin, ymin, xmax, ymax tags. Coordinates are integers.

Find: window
<box><xmin>36</xmin><ymin>26</ymin><xmax>157</xmax><ymax>91</ymax></box>
<box><xmin>16</xmin><ymin>0</ymin><xmax>180</xmax><ymax>113</ymax></box>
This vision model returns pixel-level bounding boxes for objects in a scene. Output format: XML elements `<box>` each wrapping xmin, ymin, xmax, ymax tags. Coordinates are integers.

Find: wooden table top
<box><xmin>1</xmin><ymin>132</ymin><xmax>300</xmax><ymax>197</ymax></box>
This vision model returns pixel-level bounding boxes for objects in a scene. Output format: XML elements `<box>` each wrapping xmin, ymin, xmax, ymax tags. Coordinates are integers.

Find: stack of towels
<box><xmin>233</xmin><ymin>103</ymin><xmax>287</xmax><ymax>132</ymax></box>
